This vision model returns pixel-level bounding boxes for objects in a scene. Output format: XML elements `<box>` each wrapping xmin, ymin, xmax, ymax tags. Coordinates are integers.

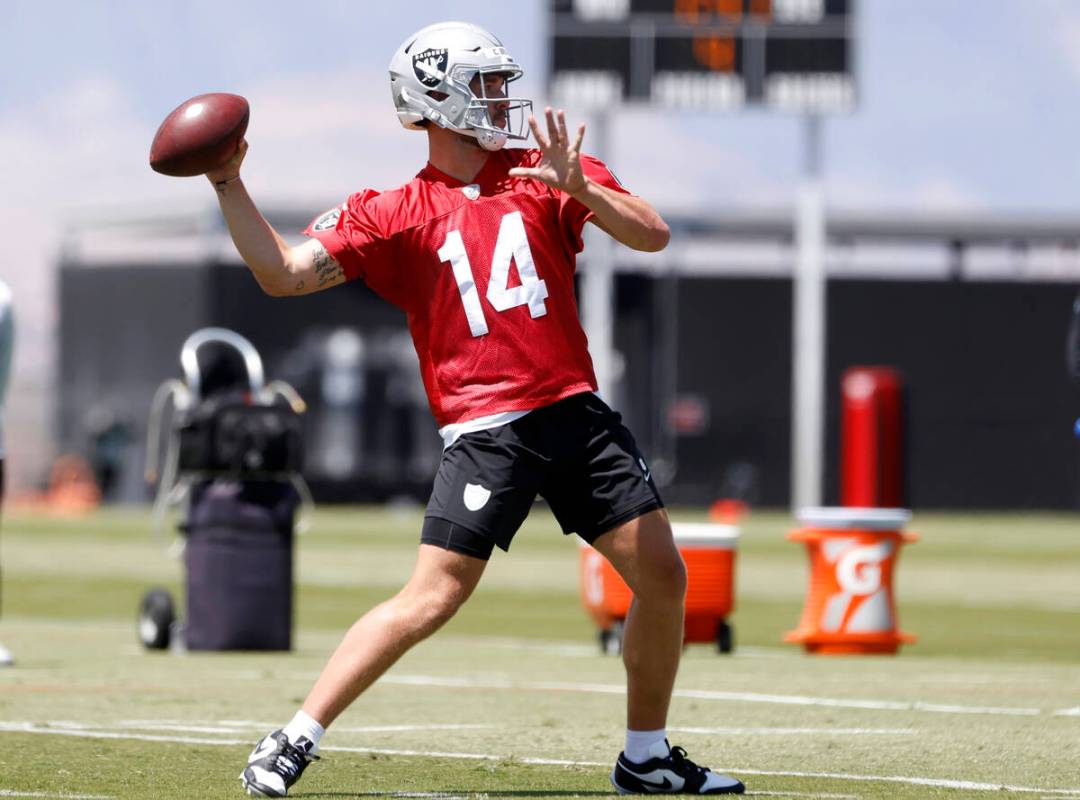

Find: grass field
<box><xmin>0</xmin><ymin>505</ymin><xmax>1078</xmax><ymax>799</ymax></box>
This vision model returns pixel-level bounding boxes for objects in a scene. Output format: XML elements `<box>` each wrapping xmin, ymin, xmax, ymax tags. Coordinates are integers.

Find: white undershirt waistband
<box><xmin>438</xmin><ymin>408</ymin><xmax>535</xmax><ymax>449</ymax></box>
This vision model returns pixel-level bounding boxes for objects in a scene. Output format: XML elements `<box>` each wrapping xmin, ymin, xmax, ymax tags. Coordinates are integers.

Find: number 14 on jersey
<box><xmin>438</xmin><ymin>210</ymin><xmax>549</xmax><ymax>337</ymax></box>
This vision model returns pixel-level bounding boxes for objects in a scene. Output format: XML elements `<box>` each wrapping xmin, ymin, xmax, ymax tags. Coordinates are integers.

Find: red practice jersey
<box><xmin>305</xmin><ymin>148</ymin><xmax>631</xmax><ymax>428</ymax></box>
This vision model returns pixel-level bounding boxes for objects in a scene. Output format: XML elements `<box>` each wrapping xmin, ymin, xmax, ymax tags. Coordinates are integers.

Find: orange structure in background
<box><xmin>785</xmin><ymin>507</ymin><xmax>917</xmax><ymax>655</ymax></box>
<box><xmin>580</xmin><ymin>522</ymin><xmax>738</xmax><ymax>654</ymax></box>
<box><xmin>11</xmin><ymin>454</ymin><xmax>101</xmax><ymax>515</ymax></box>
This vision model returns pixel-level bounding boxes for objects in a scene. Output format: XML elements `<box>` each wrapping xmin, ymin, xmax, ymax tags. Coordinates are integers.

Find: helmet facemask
<box><xmin>453</xmin><ymin>65</ymin><xmax>531</xmax><ymax>151</ymax></box>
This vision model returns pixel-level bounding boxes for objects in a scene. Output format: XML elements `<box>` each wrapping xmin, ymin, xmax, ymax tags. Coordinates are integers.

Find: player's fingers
<box><xmin>528</xmin><ymin>115</ymin><xmax>549</xmax><ymax>149</ymax></box>
<box><xmin>545</xmin><ymin>107</ymin><xmax>560</xmax><ymax>145</ymax></box>
<box><xmin>572</xmin><ymin>123</ymin><xmax>585</xmax><ymax>153</ymax></box>
<box><xmin>557</xmin><ymin>110</ymin><xmax>570</xmax><ymax>145</ymax></box>
<box><xmin>507</xmin><ymin>167</ymin><xmax>539</xmax><ymax>178</ymax></box>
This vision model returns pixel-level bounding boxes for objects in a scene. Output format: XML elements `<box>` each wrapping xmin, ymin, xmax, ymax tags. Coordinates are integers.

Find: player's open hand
<box><xmin>508</xmin><ymin>108</ymin><xmax>587</xmax><ymax>196</ymax></box>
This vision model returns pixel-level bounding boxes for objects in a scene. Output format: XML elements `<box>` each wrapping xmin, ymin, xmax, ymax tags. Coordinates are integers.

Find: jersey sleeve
<box><xmin>558</xmin><ymin>154</ymin><xmax>634</xmax><ymax>254</ymax></box>
<box><xmin>304</xmin><ymin>191</ymin><xmax>408</xmax><ymax>308</ymax></box>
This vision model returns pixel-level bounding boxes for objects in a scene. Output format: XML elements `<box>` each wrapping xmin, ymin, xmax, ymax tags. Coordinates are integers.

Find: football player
<box><xmin>207</xmin><ymin>21</ymin><xmax>744</xmax><ymax>798</ymax></box>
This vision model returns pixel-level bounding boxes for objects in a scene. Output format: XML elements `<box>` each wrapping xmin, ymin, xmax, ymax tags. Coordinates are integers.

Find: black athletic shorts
<box><xmin>422</xmin><ymin>393</ymin><xmax>664</xmax><ymax>560</ymax></box>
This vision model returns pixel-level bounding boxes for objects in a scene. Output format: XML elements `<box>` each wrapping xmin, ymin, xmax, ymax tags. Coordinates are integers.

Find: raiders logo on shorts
<box><xmin>311</xmin><ymin>207</ymin><xmax>342</xmax><ymax>232</ymax></box>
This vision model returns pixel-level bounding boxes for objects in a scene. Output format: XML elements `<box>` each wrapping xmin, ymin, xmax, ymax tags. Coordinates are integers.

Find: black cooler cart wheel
<box><xmin>138</xmin><ymin>588</ymin><xmax>176</xmax><ymax>650</ymax></box>
<box><xmin>599</xmin><ymin>619</ymin><xmax>625</xmax><ymax>656</ymax></box>
<box><xmin>716</xmin><ymin>620</ymin><xmax>734</xmax><ymax>654</ymax></box>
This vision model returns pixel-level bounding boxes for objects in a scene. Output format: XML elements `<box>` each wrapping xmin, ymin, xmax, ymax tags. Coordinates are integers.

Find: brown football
<box><xmin>149</xmin><ymin>93</ymin><xmax>249</xmax><ymax>177</ymax></box>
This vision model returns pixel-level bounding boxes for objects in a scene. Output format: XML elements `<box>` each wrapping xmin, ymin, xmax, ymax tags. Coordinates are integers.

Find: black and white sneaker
<box><xmin>611</xmin><ymin>744</ymin><xmax>744</xmax><ymax>795</ymax></box>
<box><xmin>240</xmin><ymin>730</ymin><xmax>318</xmax><ymax>797</ymax></box>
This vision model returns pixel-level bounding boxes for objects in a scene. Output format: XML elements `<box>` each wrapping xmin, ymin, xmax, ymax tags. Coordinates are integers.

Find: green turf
<box><xmin>0</xmin><ymin>506</ymin><xmax>1078</xmax><ymax>799</ymax></box>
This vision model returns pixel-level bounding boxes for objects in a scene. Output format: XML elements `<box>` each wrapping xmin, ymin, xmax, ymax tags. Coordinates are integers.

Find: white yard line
<box><xmin>1</xmin><ymin>722</ymin><xmax>1078</xmax><ymax>795</ymax></box>
<box><xmin>333</xmin><ymin>724</ymin><xmax>496</xmax><ymax>733</ymax></box>
<box><xmin>747</xmin><ymin>793</ymin><xmax>858</xmax><ymax>799</ymax></box>
<box><xmin>0</xmin><ymin>792</ymin><xmax>113</xmax><ymax>799</ymax></box>
<box><xmin>670</xmin><ymin>727</ymin><xmax>915</xmax><ymax>736</ymax></box>
<box><xmin>380</xmin><ymin>674</ymin><xmax>1045</xmax><ymax>717</ymax></box>
<box><xmin>0</xmin><ymin>722</ymin><xmax>249</xmax><ymax>747</ymax></box>
<box><xmin>124</xmin><ymin>721</ymin><xmax>493</xmax><ymax>735</ymax></box>
<box><xmin>732</xmin><ymin>768</ymin><xmax>1080</xmax><ymax>795</ymax></box>
<box><xmin>25</xmin><ymin>720</ymin><xmax>493</xmax><ymax>736</ymax></box>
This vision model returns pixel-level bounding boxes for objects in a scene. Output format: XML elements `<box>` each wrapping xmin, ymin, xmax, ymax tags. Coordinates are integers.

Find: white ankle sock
<box><xmin>282</xmin><ymin>710</ymin><xmax>325</xmax><ymax>754</ymax></box>
<box><xmin>624</xmin><ymin>729</ymin><xmax>669</xmax><ymax>763</ymax></box>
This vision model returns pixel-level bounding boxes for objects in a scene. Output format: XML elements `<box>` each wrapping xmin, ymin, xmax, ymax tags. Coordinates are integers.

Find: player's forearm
<box><xmin>572</xmin><ymin>180</ymin><xmax>670</xmax><ymax>252</ymax></box>
<box><xmin>211</xmin><ymin>179</ymin><xmax>296</xmax><ymax>296</ymax></box>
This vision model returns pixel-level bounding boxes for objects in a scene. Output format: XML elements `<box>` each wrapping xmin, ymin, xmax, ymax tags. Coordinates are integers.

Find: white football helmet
<box><xmin>389</xmin><ymin>21</ymin><xmax>532</xmax><ymax>151</ymax></box>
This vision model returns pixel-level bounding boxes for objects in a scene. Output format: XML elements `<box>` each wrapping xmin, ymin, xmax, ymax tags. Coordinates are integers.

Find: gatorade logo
<box><xmin>835</xmin><ymin>542</ymin><xmax>892</xmax><ymax>595</ymax></box>
<box><xmin>820</xmin><ymin>538</ymin><xmax>895</xmax><ymax>633</ymax></box>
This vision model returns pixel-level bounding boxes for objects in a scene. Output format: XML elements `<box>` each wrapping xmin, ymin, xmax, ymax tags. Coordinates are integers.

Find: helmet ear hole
<box><xmin>427</xmin><ymin>90</ymin><xmax>450</xmax><ymax>101</ymax></box>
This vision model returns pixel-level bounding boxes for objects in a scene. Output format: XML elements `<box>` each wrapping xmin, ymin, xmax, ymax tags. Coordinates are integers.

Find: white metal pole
<box><xmin>581</xmin><ymin>109</ymin><xmax>617</xmax><ymax>400</ymax></box>
<box><xmin>792</xmin><ymin>114</ymin><xmax>826</xmax><ymax>510</ymax></box>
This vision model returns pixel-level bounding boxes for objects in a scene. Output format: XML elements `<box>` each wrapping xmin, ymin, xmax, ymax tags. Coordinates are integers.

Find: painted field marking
<box><xmin>0</xmin><ymin>722</ymin><xmax>249</xmax><ymax>747</ymax></box>
<box><xmin>0</xmin><ymin>792</ymin><xmax>113</xmax><ymax>799</ymax></box>
<box><xmin>1053</xmin><ymin>707</ymin><xmax>1080</xmax><ymax>717</ymax></box>
<box><xmin>379</xmin><ymin>795</ymin><xmax>856</xmax><ymax>800</ymax></box>
<box><xmin>732</xmin><ymin>767</ymin><xmax>1080</xmax><ymax>795</ymax></box>
<box><xmin>380</xmin><ymin>674</ymin><xmax>1045</xmax><ymax>717</ymax></box>
<box><xmin>670</xmin><ymin>726</ymin><xmax>914</xmax><ymax>736</ymax></box>
<box><xmin>2</xmin><ymin>722</ymin><xmax>1080</xmax><ymax>795</ymax></box>
<box><xmin>748</xmin><ymin>793</ymin><xmax>858</xmax><ymax>799</ymax></box>
<box><xmin>119</xmin><ymin>721</ymin><xmax>493</xmax><ymax>735</ymax></box>
<box><xmin>333</xmin><ymin>724</ymin><xmax>496</xmax><ymax>734</ymax></box>
<box><xmin>25</xmin><ymin>720</ymin><xmax>494</xmax><ymax>737</ymax></box>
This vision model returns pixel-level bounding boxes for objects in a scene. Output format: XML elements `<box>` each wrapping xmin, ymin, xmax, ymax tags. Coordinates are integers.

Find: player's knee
<box><xmin>396</xmin><ymin>582</ymin><xmax>469</xmax><ymax>638</ymax></box>
<box><xmin>639</xmin><ymin>550</ymin><xmax>687</xmax><ymax>605</ymax></box>
<box><xmin>663</xmin><ymin>553</ymin><xmax>688</xmax><ymax>601</ymax></box>
<box><xmin>422</xmin><ymin>586</ymin><xmax>468</xmax><ymax>630</ymax></box>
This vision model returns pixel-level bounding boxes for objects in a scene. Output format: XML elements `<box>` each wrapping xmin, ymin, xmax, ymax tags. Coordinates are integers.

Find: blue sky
<box><xmin>3</xmin><ymin>0</ymin><xmax>1080</xmax><ymax>485</ymax></box>
<box><xmin>6</xmin><ymin>0</ymin><xmax>1080</xmax><ymax>225</ymax></box>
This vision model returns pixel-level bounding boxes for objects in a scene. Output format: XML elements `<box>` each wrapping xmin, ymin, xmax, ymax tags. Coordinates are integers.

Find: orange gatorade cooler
<box><xmin>785</xmin><ymin>507</ymin><xmax>917</xmax><ymax>655</ymax></box>
<box><xmin>579</xmin><ymin>522</ymin><xmax>738</xmax><ymax>655</ymax></box>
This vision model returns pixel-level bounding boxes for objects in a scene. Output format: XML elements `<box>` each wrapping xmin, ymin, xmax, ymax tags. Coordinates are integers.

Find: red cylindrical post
<box><xmin>840</xmin><ymin>366</ymin><xmax>904</xmax><ymax>507</ymax></box>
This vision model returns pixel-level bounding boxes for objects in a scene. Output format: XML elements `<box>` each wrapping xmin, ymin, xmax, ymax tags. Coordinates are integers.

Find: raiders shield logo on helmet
<box><xmin>412</xmin><ymin>48</ymin><xmax>449</xmax><ymax>87</ymax></box>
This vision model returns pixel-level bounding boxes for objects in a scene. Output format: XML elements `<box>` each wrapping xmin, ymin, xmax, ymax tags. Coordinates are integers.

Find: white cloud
<box><xmin>1050</xmin><ymin>1</ymin><xmax>1080</xmax><ymax>84</ymax></box>
<box><xmin>599</xmin><ymin>109</ymin><xmax>795</xmax><ymax>212</ymax></box>
<box><xmin>828</xmin><ymin>173</ymin><xmax>983</xmax><ymax>213</ymax></box>
<box><xmin>0</xmin><ymin>68</ymin><xmax>424</xmax><ymax>492</ymax></box>
<box><xmin>235</xmin><ymin>67</ymin><xmax>428</xmax><ymax>203</ymax></box>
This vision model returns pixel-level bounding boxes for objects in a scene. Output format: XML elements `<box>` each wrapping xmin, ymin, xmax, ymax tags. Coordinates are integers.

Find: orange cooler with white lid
<box><xmin>579</xmin><ymin>521</ymin><xmax>739</xmax><ymax>654</ymax></box>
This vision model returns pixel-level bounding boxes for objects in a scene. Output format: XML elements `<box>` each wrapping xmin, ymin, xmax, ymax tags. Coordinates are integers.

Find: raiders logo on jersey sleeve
<box><xmin>312</xmin><ymin>206</ymin><xmax>343</xmax><ymax>232</ymax></box>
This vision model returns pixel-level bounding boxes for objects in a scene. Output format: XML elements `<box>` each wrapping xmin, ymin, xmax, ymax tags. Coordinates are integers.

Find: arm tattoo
<box><xmin>313</xmin><ymin>243</ymin><xmax>344</xmax><ymax>287</ymax></box>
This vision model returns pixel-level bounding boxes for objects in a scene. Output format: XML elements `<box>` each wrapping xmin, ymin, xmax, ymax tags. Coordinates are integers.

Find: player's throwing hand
<box><xmin>206</xmin><ymin>138</ymin><xmax>249</xmax><ymax>184</ymax></box>
<box><xmin>508</xmin><ymin>108</ymin><xmax>587</xmax><ymax>195</ymax></box>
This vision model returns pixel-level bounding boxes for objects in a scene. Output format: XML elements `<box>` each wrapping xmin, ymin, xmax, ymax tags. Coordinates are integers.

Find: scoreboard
<box><xmin>549</xmin><ymin>0</ymin><xmax>856</xmax><ymax>112</ymax></box>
